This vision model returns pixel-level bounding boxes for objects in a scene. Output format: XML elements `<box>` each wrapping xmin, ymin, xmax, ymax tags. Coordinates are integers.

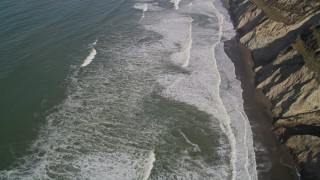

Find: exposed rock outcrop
<box><xmin>226</xmin><ymin>0</ymin><xmax>320</xmax><ymax>179</ymax></box>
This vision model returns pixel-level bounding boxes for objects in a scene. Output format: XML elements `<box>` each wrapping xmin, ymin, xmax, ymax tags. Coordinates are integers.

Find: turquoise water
<box><xmin>0</xmin><ymin>0</ymin><xmax>258</xmax><ymax>179</ymax></box>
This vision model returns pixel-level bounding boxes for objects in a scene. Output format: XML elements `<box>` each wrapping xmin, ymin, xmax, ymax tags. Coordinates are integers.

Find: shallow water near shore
<box><xmin>0</xmin><ymin>0</ymin><xmax>272</xmax><ymax>179</ymax></box>
<box><xmin>223</xmin><ymin>39</ymin><xmax>300</xmax><ymax>180</ymax></box>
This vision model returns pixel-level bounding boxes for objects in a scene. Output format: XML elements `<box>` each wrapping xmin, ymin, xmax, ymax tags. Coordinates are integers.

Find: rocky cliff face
<box><xmin>227</xmin><ymin>0</ymin><xmax>320</xmax><ymax>179</ymax></box>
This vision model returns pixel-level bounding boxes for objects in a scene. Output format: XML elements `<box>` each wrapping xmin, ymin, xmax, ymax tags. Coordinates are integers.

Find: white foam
<box><xmin>212</xmin><ymin>0</ymin><xmax>258</xmax><ymax>179</ymax></box>
<box><xmin>133</xmin><ymin>3</ymin><xmax>147</xmax><ymax>12</ymax></box>
<box><xmin>81</xmin><ymin>48</ymin><xmax>96</xmax><ymax>67</ymax></box>
<box><xmin>81</xmin><ymin>40</ymin><xmax>98</xmax><ymax>67</ymax></box>
<box><xmin>143</xmin><ymin>0</ymin><xmax>234</xmax><ymax>178</ymax></box>
<box><xmin>0</xmin><ymin>0</ymin><xmax>258</xmax><ymax>179</ymax></box>
<box><xmin>92</xmin><ymin>39</ymin><xmax>98</xmax><ymax>46</ymax></box>
<box><xmin>170</xmin><ymin>17</ymin><xmax>193</xmax><ymax>67</ymax></box>
<box><xmin>214</xmin><ymin>13</ymin><xmax>238</xmax><ymax>180</ymax></box>
<box><xmin>134</xmin><ymin>3</ymin><xmax>148</xmax><ymax>20</ymax></box>
<box><xmin>182</xmin><ymin>18</ymin><xmax>192</xmax><ymax>67</ymax></box>
<box><xmin>145</xmin><ymin>12</ymin><xmax>193</xmax><ymax>67</ymax></box>
<box><xmin>142</xmin><ymin>4</ymin><xmax>148</xmax><ymax>12</ymax></box>
<box><xmin>137</xmin><ymin>0</ymin><xmax>233</xmax><ymax>178</ymax></box>
<box><xmin>141</xmin><ymin>151</ymin><xmax>155</xmax><ymax>180</ymax></box>
<box><xmin>144</xmin><ymin>0</ymin><xmax>257</xmax><ymax>179</ymax></box>
<box><xmin>171</xmin><ymin>0</ymin><xmax>181</xmax><ymax>10</ymax></box>
<box><xmin>68</xmin><ymin>151</ymin><xmax>156</xmax><ymax>180</ymax></box>
<box><xmin>179</xmin><ymin>129</ymin><xmax>201</xmax><ymax>152</ymax></box>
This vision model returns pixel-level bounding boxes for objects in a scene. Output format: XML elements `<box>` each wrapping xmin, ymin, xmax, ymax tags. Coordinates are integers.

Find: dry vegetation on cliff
<box><xmin>252</xmin><ymin>0</ymin><xmax>320</xmax><ymax>24</ymax></box>
<box><xmin>293</xmin><ymin>24</ymin><xmax>320</xmax><ymax>73</ymax></box>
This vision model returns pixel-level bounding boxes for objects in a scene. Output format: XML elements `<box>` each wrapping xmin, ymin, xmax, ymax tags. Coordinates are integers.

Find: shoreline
<box><xmin>223</xmin><ymin>38</ymin><xmax>299</xmax><ymax>180</ymax></box>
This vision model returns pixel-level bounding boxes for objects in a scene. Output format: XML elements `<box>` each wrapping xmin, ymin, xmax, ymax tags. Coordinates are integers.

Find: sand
<box><xmin>223</xmin><ymin>38</ymin><xmax>300</xmax><ymax>180</ymax></box>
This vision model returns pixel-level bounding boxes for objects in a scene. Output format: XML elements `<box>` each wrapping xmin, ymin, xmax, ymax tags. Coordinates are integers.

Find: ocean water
<box><xmin>0</xmin><ymin>0</ymin><xmax>257</xmax><ymax>179</ymax></box>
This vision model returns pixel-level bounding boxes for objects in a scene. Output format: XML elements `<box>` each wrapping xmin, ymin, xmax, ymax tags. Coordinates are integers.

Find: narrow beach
<box><xmin>224</xmin><ymin>38</ymin><xmax>300</xmax><ymax>180</ymax></box>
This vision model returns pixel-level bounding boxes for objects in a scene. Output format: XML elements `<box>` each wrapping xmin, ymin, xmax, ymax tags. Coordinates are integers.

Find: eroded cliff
<box><xmin>227</xmin><ymin>0</ymin><xmax>320</xmax><ymax>179</ymax></box>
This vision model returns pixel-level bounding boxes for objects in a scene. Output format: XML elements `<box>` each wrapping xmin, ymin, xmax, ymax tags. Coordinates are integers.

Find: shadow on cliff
<box><xmin>278</xmin><ymin>125</ymin><xmax>320</xmax><ymax>143</ymax></box>
<box><xmin>301</xmin><ymin>152</ymin><xmax>320</xmax><ymax>180</ymax></box>
<box><xmin>251</xmin><ymin>13</ymin><xmax>320</xmax><ymax>68</ymax></box>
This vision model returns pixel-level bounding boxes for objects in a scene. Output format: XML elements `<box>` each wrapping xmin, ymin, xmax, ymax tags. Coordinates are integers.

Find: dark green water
<box><xmin>0</xmin><ymin>0</ymin><xmax>259</xmax><ymax>179</ymax></box>
<box><xmin>0</xmin><ymin>0</ymin><xmax>123</xmax><ymax>169</ymax></box>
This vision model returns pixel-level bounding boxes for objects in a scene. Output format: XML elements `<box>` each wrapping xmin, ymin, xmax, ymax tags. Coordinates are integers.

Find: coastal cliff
<box><xmin>226</xmin><ymin>0</ymin><xmax>320</xmax><ymax>179</ymax></box>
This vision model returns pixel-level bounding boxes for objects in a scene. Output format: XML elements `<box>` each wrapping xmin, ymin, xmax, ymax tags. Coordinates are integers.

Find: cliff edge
<box><xmin>227</xmin><ymin>0</ymin><xmax>320</xmax><ymax>179</ymax></box>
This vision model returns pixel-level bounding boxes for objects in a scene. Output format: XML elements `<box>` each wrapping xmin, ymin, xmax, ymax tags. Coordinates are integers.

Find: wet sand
<box><xmin>224</xmin><ymin>38</ymin><xmax>300</xmax><ymax>180</ymax></box>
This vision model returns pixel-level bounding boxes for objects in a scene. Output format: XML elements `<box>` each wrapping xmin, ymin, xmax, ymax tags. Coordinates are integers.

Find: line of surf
<box><xmin>212</xmin><ymin>12</ymin><xmax>237</xmax><ymax>180</ymax></box>
<box><xmin>81</xmin><ymin>48</ymin><xmax>96</xmax><ymax>67</ymax></box>
<box><xmin>132</xmin><ymin>0</ymin><xmax>254</xmax><ymax>178</ymax></box>
<box><xmin>134</xmin><ymin>3</ymin><xmax>148</xmax><ymax>20</ymax></box>
<box><xmin>142</xmin><ymin>151</ymin><xmax>156</xmax><ymax>180</ymax></box>
<box><xmin>81</xmin><ymin>40</ymin><xmax>98</xmax><ymax>67</ymax></box>
<box><xmin>171</xmin><ymin>0</ymin><xmax>181</xmax><ymax>10</ymax></box>
<box><xmin>182</xmin><ymin>17</ymin><xmax>192</xmax><ymax>67</ymax></box>
<box><xmin>179</xmin><ymin>129</ymin><xmax>201</xmax><ymax>152</ymax></box>
<box><xmin>211</xmin><ymin>0</ymin><xmax>257</xmax><ymax>179</ymax></box>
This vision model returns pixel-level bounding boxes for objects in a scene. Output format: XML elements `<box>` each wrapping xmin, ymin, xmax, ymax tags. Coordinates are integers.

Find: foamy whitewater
<box><xmin>81</xmin><ymin>40</ymin><xmax>98</xmax><ymax>67</ymax></box>
<box><xmin>134</xmin><ymin>3</ymin><xmax>148</xmax><ymax>20</ymax></box>
<box><xmin>171</xmin><ymin>0</ymin><xmax>181</xmax><ymax>10</ymax></box>
<box><xmin>0</xmin><ymin>0</ymin><xmax>258</xmax><ymax>179</ymax></box>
